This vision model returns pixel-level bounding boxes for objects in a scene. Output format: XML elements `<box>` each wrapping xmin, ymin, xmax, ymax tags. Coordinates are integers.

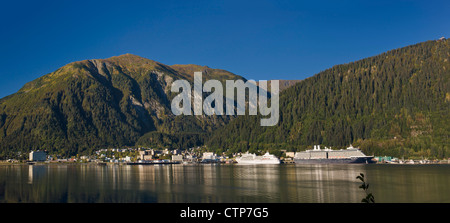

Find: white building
<box><xmin>202</xmin><ymin>152</ymin><xmax>216</xmax><ymax>160</ymax></box>
<box><xmin>172</xmin><ymin>155</ymin><xmax>183</xmax><ymax>162</ymax></box>
<box><xmin>285</xmin><ymin>152</ymin><xmax>295</xmax><ymax>158</ymax></box>
<box><xmin>29</xmin><ymin>151</ymin><xmax>47</xmax><ymax>162</ymax></box>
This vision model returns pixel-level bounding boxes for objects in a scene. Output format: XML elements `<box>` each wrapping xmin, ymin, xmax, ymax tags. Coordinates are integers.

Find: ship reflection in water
<box><xmin>2</xmin><ymin>163</ymin><xmax>449</xmax><ymax>203</ymax></box>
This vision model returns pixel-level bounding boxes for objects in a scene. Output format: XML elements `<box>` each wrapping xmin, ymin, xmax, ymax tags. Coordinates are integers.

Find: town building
<box><xmin>285</xmin><ymin>152</ymin><xmax>295</xmax><ymax>158</ymax></box>
<box><xmin>202</xmin><ymin>152</ymin><xmax>216</xmax><ymax>160</ymax></box>
<box><xmin>139</xmin><ymin>150</ymin><xmax>154</xmax><ymax>160</ymax></box>
<box><xmin>29</xmin><ymin>151</ymin><xmax>47</xmax><ymax>162</ymax></box>
<box><xmin>172</xmin><ymin>155</ymin><xmax>183</xmax><ymax>162</ymax></box>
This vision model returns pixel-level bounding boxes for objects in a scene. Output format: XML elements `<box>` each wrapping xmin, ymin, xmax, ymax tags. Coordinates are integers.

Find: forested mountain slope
<box><xmin>207</xmin><ymin>39</ymin><xmax>450</xmax><ymax>159</ymax></box>
<box><xmin>0</xmin><ymin>54</ymin><xmax>244</xmax><ymax>157</ymax></box>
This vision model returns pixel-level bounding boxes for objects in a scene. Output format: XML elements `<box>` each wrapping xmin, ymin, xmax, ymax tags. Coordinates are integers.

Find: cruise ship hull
<box><xmin>294</xmin><ymin>156</ymin><xmax>375</xmax><ymax>164</ymax></box>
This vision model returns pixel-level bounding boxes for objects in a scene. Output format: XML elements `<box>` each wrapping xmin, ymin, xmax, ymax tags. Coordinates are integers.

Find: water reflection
<box><xmin>0</xmin><ymin>164</ymin><xmax>448</xmax><ymax>203</ymax></box>
<box><xmin>28</xmin><ymin>165</ymin><xmax>43</xmax><ymax>184</ymax></box>
<box><xmin>366</xmin><ymin>165</ymin><xmax>450</xmax><ymax>203</ymax></box>
<box><xmin>291</xmin><ymin>164</ymin><xmax>366</xmax><ymax>202</ymax></box>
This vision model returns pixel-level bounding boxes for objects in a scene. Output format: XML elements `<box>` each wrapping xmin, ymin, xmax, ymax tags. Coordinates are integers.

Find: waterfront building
<box><xmin>29</xmin><ymin>151</ymin><xmax>47</xmax><ymax>162</ymax></box>
<box><xmin>202</xmin><ymin>152</ymin><xmax>216</xmax><ymax>160</ymax></box>
<box><xmin>139</xmin><ymin>150</ymin><xmax>155</xmax><ymax>160</ymax></box>
<box><xmin>172</xmin><ymin>155</ymin><xmax>183</xmax><ymax>162</ymax></box>
<box><xmin>285</xmin><ymin>152</ymin><xmax>295</xmax><ymax>158</ymax></box>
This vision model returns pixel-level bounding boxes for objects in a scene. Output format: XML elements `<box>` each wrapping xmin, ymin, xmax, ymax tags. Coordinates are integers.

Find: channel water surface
<box><xmin>0</xmin><ymin>164</ymin><xmax>449</xmax><ymax>203</ymax></box>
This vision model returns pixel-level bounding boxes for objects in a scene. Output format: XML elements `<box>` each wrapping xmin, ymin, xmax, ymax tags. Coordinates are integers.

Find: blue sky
<box><xmin>0</xmin><ymin>0</ymin><xmax>449</xmax><ymax>98</ymax></box>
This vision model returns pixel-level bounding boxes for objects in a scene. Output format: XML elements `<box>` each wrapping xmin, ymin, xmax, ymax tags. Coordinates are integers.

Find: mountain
<box><xmin>1</xmin><ymin>39</ymin><xmax>448</xmax><ymax>159</ymax></box>
<box><xmin>0</xmin><ymin>54</ymin><xmax>246</xmax><ymax>157</ymax></box>
<box><xmin>278</xmin><ymin>80</ymin><xmax>302</xmax><ymax>91</ymax></box>
<box><xmin>206</xmin><ymin>39</ymin><xmax>450</xmax><ymax>159</ymax></box>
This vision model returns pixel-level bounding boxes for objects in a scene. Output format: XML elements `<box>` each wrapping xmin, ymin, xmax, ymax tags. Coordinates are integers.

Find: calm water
<box><xmin>0</xmin><ymin>164</ymin><xmax>449</xmax><ymax>203</ymax></box>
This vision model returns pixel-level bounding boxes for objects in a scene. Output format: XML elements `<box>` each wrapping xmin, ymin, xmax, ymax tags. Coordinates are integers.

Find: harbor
<box><xmin>3</xmin><ymin>144</ymin><xmax>449</xmax><ymax>166</ymax></box>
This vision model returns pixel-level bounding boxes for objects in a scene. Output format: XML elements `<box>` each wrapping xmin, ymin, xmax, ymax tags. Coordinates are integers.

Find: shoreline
<box><xmin>1</xmin><ymin>160</ymin><xmax>449</xmax><ymax>166</ymax></box>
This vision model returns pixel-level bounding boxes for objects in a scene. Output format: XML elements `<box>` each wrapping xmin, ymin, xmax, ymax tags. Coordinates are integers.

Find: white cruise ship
<box><xmin>294</xmin><ymin>145</ymin><xmax>375</xmax><ymax>164</ymax></box>
<box><xmin>236</xmin><ymin>152</ymin><xmax>280</xmax><ymax>165</ymax></box>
